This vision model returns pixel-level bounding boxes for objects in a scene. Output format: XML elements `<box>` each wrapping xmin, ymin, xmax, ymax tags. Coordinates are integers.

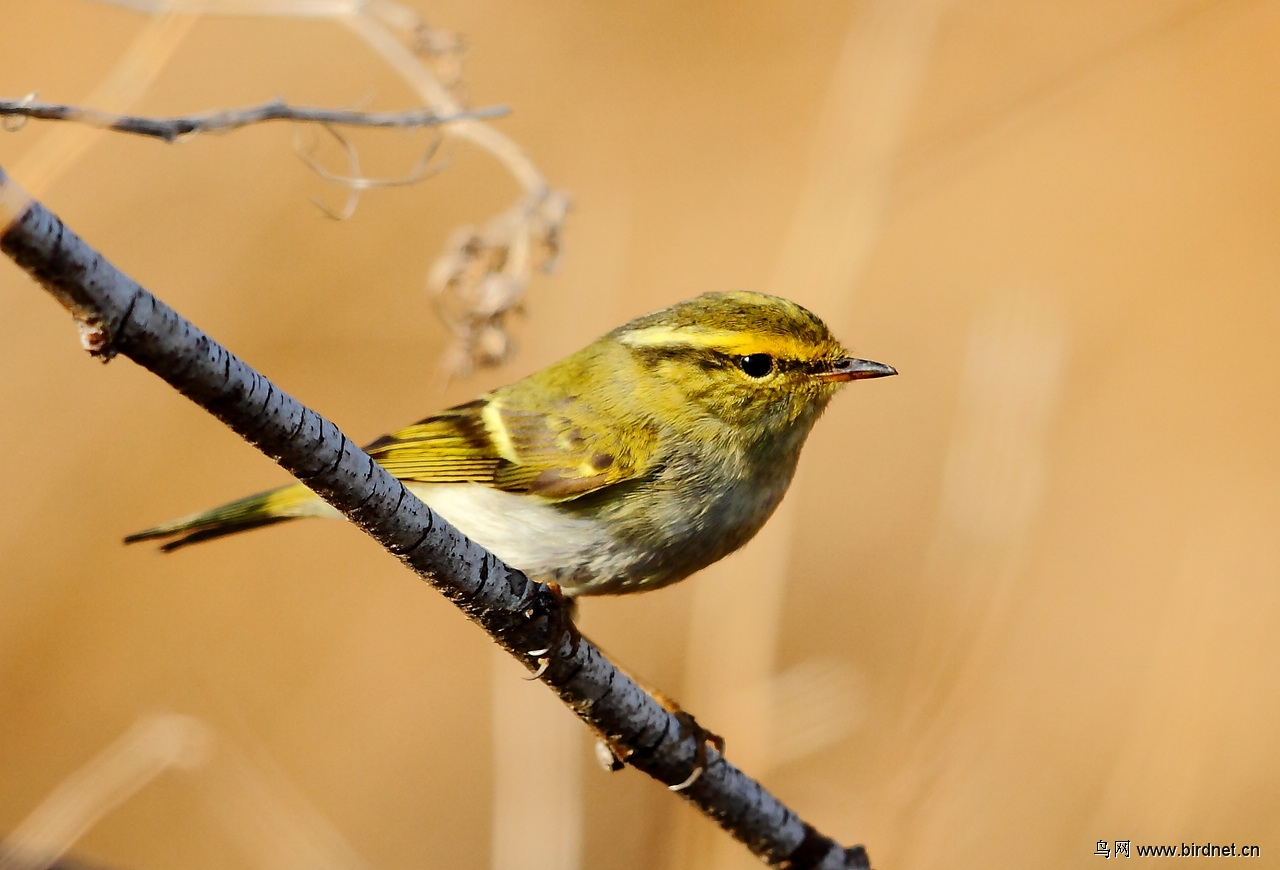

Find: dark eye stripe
<box><xmin>634</xmin><ymin>345</ymin><xmax>810</xmax><ymax>380</ymax></box>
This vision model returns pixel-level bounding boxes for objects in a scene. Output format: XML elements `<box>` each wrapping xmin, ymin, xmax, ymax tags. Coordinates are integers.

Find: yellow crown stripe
<box><xmin>617</xmin><ymin>325</ymin><xmax>810</xmax><ymax>358</ymax></box>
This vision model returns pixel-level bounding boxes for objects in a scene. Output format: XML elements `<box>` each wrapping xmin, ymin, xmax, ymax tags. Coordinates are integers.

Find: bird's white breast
<box><xmin>405</xmin><ymin>482</ymin><xmax>623</xmax><ymax>590</ymax></box>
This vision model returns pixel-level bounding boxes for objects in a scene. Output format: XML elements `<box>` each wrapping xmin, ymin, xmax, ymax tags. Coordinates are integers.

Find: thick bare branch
<box><xmin>0</xmin><ymin>167</ymin><xmax>871</xmax><ymax>870</ymax></box>
<box><xmin>0</xmin><ymin>95</ymin><xmax>506</xmax><ymax>143</ymax></box>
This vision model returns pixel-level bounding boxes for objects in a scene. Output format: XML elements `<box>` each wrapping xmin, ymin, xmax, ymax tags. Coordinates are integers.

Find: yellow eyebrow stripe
<box><xmin>618</xmin><ymin>325</ymin><xmax>810</xmax><ymax>358</ymax></box>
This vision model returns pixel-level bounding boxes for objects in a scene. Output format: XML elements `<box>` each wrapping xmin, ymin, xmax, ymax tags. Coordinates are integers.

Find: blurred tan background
<box><xmin>3</xmin><ymin>1</ymin><xmax>1279</xmax><ymax>868</ymax></box>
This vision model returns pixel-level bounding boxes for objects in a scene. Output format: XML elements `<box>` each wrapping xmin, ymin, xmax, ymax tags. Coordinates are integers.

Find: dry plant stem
<box><xmin>0</xmin><ymin>97</ymin><xmax>506</xmax><ymax>143</ymax></box>
<box><xmin>0</xmin><ymin>847</ymin><xmax>126</xmax><ymax>870</ymax></box>
<box><xmin>0</xmin><ymin>166</ymin><xmax>871</xmax><ymax>870</ymax></box>
<box><xmin>89</xmin><ymin>0</ymin><xmax>567</xmax><ymax>374</ymax></box>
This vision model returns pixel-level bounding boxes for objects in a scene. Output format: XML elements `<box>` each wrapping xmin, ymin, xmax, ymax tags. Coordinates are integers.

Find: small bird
<box><xmin>126</xmin><ymin>291</ymin><xmax>895</xmax><ymax>597</ymax></box>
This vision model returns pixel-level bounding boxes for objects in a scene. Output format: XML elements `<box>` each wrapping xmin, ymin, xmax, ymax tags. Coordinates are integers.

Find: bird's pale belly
<box><xmin>407</xmin><ymin>482</ymin><xmax>637</xmax><ymax>594</ymax></box>
<box><xmin>407</xmin><ymin>457</ymin><xmax>791</xmax><ymax>597</ymax></box>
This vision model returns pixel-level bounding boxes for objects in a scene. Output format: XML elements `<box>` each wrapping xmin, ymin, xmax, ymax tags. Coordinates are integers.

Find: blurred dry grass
<box><xmin>3</xmin><ymin>1</ymin><xmax>1279</xmax><ymax>869</ymax></box>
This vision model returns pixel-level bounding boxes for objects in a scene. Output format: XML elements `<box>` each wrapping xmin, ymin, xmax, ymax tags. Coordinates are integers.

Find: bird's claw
<box><xmin>523</xmin><ymin>582</ymin><xmax>581</xmax><ymax>677</ymax></box>
<box><xmin>522</xmin><ymin>657</ymin><xmax>551</xmax><ymax>680</ymax></box>
<box><xmin>667</xmin><ymin>707</ymin><xmax>725</xmax><ymax>792</ymax></box>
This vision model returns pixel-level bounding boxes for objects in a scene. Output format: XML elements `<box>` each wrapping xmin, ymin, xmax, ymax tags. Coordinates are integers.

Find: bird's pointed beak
<box><xmin>817</xmin><ymin>357</ymin><xmax>898</xmax><ymax>382</ymax></box>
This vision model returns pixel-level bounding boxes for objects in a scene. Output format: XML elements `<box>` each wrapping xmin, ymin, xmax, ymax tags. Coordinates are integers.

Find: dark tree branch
<box><xmin>0</xmin><ymin>166</ymin><xmax>871</xmax><ymax>870</ymax></box>
<box><xmin>0</xmin><ymin>96</ymin><xmax>507</xmax><ymax>143</ymax></box>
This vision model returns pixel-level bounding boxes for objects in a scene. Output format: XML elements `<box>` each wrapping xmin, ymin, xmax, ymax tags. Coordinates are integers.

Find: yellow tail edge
<box><xmin>124</xmin><ymin>483</ymin><xmax>336</xmax><ymax>552</ymax></box>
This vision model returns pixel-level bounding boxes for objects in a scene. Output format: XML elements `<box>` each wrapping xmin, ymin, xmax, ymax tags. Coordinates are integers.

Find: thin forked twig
<box><xmin>0</xmin><ymin>95</ymin><xmax>506</xmax><ymax>143</ymax></box>
<box><xmin>293</xmin><ymin>123</ymin><xmax>443</xmax><ymax>221</ymax></box>
<box><xmin>82</xmin><ymin>0</ymin><xmax>566</xmax><ymax>376</ymax></box>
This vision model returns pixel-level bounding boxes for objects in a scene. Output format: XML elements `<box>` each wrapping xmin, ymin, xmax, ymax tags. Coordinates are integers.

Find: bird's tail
<box><xmin>124</xmin><ymin>483</ymin><xmax>340</xmax><ymax>551</ymax></box>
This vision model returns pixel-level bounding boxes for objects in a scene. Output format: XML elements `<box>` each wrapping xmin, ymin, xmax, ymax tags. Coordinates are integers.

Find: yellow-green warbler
<box><xmin>127</xmin><ymin>291</ymin><xmax>895</xmax><ymax>596</ymax></box>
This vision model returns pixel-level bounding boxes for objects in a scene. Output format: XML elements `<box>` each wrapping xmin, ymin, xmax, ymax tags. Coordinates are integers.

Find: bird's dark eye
<box><xmin>737</xmin><ymin>354</ymin><xmax>774</xmax><ymax>378</ymax></box>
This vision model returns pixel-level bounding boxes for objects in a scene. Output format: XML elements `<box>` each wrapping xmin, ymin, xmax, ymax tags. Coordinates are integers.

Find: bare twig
<box><xmin>0</xmin><ymin>167</ymin><xmax>871</xmax><ymax>870</ymax></box>
<box><xmin>0</xmin><ymin>95</ymin><xmax>506</xmax><ymax>144</ymax></box>
<box><xmin>292</xmin><ymin>123</ymin><xmax>442</xmax><ymax>221</ymax></box>
<box><xmin>90</xmin><ymin>0</ymin><xmax>569</xmax><ymax>376</ymax></box>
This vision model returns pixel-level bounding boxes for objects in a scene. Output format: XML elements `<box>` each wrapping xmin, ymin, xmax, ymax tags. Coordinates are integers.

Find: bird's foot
<box><xmin>655</xmin><ymin>693</ymin><xmax>725</xmax><ymax>792</ymax></box>
<box><xmin>523</xmin><ymin>582</ymin><xmax>581</xmax><ymax>679</ymax></box>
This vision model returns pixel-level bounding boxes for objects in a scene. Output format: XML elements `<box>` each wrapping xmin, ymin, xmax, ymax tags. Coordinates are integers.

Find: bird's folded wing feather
<box><xmin>363</xmin><ymin>396</ymin><xmax>657</xmax><ymax>502</ymax></box>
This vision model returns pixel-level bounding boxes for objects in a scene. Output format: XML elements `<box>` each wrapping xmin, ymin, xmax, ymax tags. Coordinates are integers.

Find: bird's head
<box><xmin>613</xmin><ymin>291</ymin><xmax>895</xmax><ymax>444</ymax></box>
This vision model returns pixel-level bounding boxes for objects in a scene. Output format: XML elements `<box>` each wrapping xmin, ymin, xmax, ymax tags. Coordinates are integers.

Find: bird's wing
<box><xmin>364</xmin><ymin>395</ymin><xmax>659</xmax><ymax>502</ymax></box>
